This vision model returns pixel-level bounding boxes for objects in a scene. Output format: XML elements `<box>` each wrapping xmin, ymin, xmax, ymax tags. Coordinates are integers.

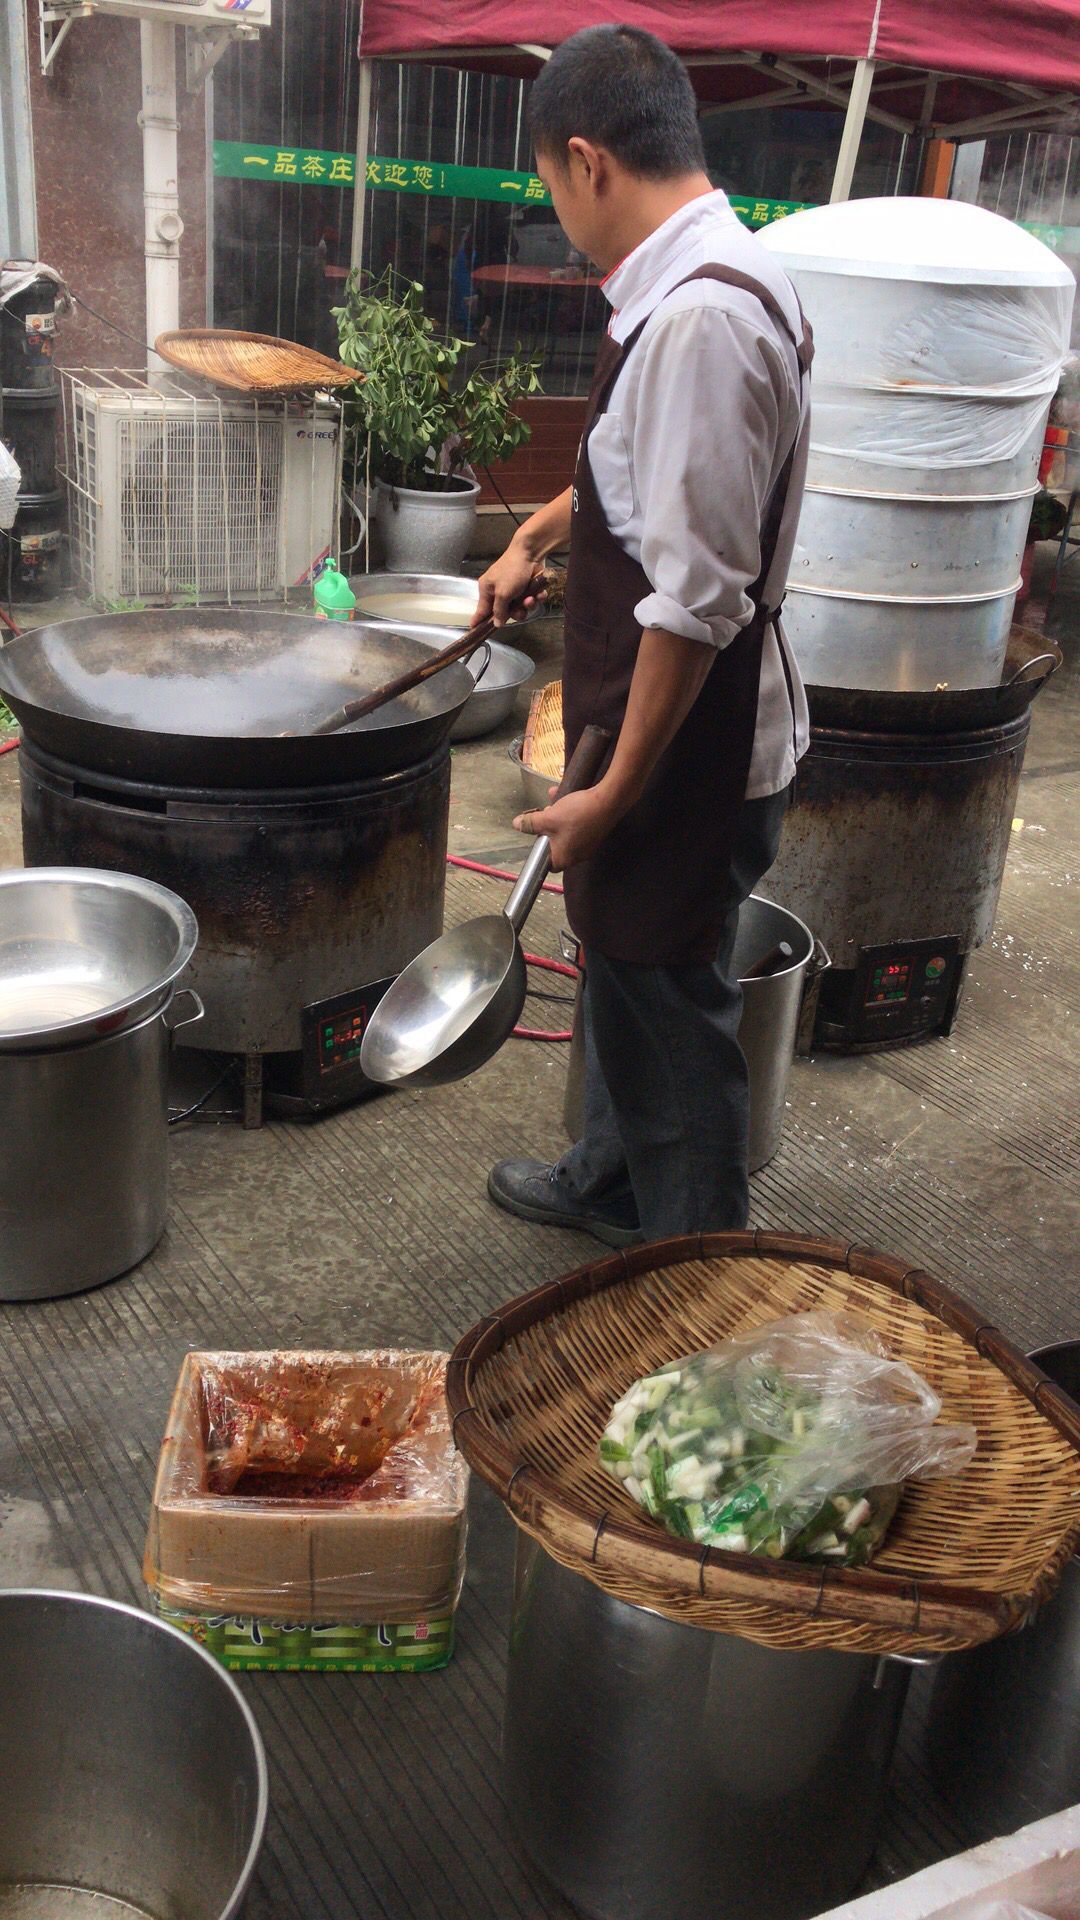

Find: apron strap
<box><xmin>583</xmin><ymin>258</ymin><xmax>812</xmax><ymax>756</ymax></box>
<box><xmin>676</xmin><ymin>263</ymin><xmax>815</xmax><ymax>374</ymax></box>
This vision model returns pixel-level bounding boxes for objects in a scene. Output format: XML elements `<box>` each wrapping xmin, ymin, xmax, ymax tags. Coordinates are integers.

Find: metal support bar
<box><xmin>349</xmin><ymin>57</ymin><xmax>374</xmax><ymax>280</ymax></box>
<box><xmin>767</xmin><ymin>52</ymin><xmax>910</xmax><ymax>135</ymax></box>
<box><xmin>141</xmin><ymin>18</ymin><xmax>182</xmax><ymax>377</ymax></box>
<box><xmin>242</xmin><ymin>1053</ymin><xmax>264</xmax><ymax>1130</ymax></box>
<box><xmin>939</xmin><ymin>93</ymin><xmax>1080</xmax><ymax>140</ymax></box>
<box><xmin>39</xmin><ymin>3</ymin><xmax>83</xmax><ymax>75</ymax></box>
<box><xmin>185</xmin><ymin>25</ymin><xmax>233</xmax><ymax>93</ymax></box>
<box><xmin>3</xmin><ymin>0</ymin><xmax>38</xmax><ymax>254</ymax></box>
<box><xmin>831</xmin><ymin>58</ymin><xmax>877</xmax><ymax>203</ymax></box>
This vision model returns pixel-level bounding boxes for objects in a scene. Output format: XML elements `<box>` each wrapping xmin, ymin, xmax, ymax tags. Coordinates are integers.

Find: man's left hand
<box><xmin>513</xmin><ymin>786</ymin><xmax>619</xmax><ymax>872</ymax></box>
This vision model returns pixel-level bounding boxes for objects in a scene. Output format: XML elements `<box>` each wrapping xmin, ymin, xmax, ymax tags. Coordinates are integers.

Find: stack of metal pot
<box><xmin>755</xmin><ymin>200</ymin><xmax>1074</xmax><ymax>1051</ymax></box>
<box><xmin>0</xmin><ymin>264</ymin><xmax>65</xmax><ymax>598</ymax></box>
<box><xmin>0</xmin><ymin>868</ymin><xmax>201</xmax><ymax>1300</ymax></box>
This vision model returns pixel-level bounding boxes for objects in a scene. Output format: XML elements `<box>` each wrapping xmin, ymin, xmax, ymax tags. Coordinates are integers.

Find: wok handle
<box><xmin>307</xmin><ymin>575</ymin><xmax>546</xmax><ymax>737</ymax></box>
<box><xmin>504</xmin><ymin>724</ymin><xmax>612</xmax><ymax>934</ymax></box>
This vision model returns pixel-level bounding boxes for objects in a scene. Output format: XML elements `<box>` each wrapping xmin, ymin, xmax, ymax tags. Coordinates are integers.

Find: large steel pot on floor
<box><xmin>505</xmin><ymin>1536</ymin><xmax>917</xmax><ymax>1920</ymax></box>
<box><xmin>564</xmin><ymin>896</ymin><xmax>825</xmax><ymax>1172</ymax></box>
<box><xmin>0</xmin><ymin>868</ymin><xmax>202</xmax><ymax>1299</ymax></box>
<box><xmin>0</xmin><ymin>1589</ymin><xmax>267</xmax><ymax>1919</ymax></box>
<box><xmin>924</xmin><ymin>1340</ymin><xmax>1080</xmax><ymax>1841</ymax></box>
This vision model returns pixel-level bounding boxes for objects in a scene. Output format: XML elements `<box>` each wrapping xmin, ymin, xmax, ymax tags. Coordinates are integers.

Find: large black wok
<box><xmin>0</xmin><ymin>609</ymin><xmax>476</xmax><ymax>788</ymax></box>
<box><xmin>807</xmin><ymin>626</ymin><xmax>1061</xmax><ymax>735</ymax></box>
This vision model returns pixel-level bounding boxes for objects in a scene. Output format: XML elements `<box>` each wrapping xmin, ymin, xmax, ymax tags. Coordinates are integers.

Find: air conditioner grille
<box><xmin>117</xmin><ymin>413</ymin><xmax>282</xmax><ymax>597</ymax></box>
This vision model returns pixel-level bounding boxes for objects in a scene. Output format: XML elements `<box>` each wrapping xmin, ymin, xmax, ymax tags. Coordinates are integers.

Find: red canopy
<box><xmin>358</xmin><ymin>0</ymin><xmax>1080</xmax><ymax>137</ymax></box>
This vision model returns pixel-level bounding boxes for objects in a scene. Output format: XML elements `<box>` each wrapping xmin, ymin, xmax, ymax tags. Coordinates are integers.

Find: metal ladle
<box><xmin>360</xmin><ymin>724</ymin><xmax>611</xmax><ymax>1088</ymax></box>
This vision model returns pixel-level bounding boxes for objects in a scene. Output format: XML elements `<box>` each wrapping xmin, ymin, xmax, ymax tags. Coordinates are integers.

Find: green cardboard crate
<box><xmin>155</xmin><ymin>1600</ymin><xmax>455</xmax><ymax>1672</ymax></box>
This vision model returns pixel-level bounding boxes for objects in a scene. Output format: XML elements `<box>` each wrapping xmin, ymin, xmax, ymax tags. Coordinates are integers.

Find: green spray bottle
<box><xmin>313</xmin><ymin>558</ymin><xmax>356</xmax><ymax>622</ymax></box>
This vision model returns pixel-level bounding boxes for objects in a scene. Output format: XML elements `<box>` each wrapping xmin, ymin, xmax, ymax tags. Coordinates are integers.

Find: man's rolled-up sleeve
<box><xmin>632</xmin><ymin>306</ymin><xmax>785</xmax><ymax>649</ymax></box>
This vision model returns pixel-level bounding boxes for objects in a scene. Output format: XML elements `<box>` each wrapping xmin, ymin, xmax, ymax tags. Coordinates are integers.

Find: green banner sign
<box><xmin>1023</xmin><ymin>221</ymin><xmax>1080</xmax><ymax>254</ymax></box>
<box><xmin>212</xmin><ymin>142</ymin><xmax>551</xmax><ymax>204</ymax></box>
<box><xmin>212</xmin><ymin>144</ymin><xmax>1080</xmax><ymax>254</ymax></box>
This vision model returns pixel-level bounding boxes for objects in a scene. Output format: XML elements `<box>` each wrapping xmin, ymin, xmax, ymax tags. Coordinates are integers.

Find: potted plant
<box><xmin>335</xmin><ymin>270</ymin><xmax>542</xmax><ymax>573</ymax></box>
<box><xmin>1018</xmin><ymin>488</ymin><xmax>1068</xmax><ymax>607</ymax></box>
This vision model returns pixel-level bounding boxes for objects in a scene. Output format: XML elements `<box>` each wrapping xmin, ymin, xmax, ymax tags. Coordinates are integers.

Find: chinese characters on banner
<box><xmin>212</xmin><ymin>144</ymin><xmax>808</xmax><ymax>230</ymax></box>
<box><xmin>211</xmin><ymin>144</ymin><xmax>1080</xmax><ymax>256</ymax></box>
<box><xmin>213</xmin><ymin>143</ymin><xmax>552</xmax><ymax>206</ymax></box>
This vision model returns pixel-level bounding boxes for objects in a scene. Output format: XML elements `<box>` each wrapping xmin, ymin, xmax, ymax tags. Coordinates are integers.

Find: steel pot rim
<box><xmin>737</xmin><ymin>893</ymin><xmax>818</xmax><ymax>981</ymax></box>
<box><xmin>0</xmin><ymin>867</ymin><xmax>198</xmax><ymax>1053</ymax></box>
<box><xmin>0</xmin><ymin>1585</ymin><xmax>269</xmax><ymax>1920</ymax></box>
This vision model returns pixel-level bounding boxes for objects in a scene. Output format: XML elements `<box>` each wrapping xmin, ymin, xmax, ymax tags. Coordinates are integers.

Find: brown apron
<box><xmin>561</xmin><ymin>263</ymin><xmax>813</xmax><ymax>966</ymax></box>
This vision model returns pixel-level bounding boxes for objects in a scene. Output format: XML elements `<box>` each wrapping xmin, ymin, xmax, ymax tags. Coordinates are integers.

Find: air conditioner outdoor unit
<box><xmin>60</xmin><ymin>370</ymin><xmax>342</xmax><ymax>607</ymax></box>
<box><xmin>42</xmin><ymin>0</ymin><xmax>268</xmax><ymax>29</ymax></box>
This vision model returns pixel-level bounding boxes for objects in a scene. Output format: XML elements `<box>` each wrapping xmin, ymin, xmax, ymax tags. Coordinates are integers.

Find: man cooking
<box><xmin>476</xmin><ymin>25</ymin><xmax>812</xmax><ymax>1247</ymax></box>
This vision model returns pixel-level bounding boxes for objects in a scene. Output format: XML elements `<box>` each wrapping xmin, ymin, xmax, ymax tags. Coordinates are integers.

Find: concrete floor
<box><xmin>0</xmin><ymin>556</ymin><xmax>1077</xmax><ymax>1918</ymax></box>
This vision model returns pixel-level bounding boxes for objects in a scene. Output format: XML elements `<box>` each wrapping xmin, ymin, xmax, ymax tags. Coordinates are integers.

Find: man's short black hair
<box><xmin>528</xmin><ymin>26</ymin><xmax>706</xmax><ymax>180</ymax></box>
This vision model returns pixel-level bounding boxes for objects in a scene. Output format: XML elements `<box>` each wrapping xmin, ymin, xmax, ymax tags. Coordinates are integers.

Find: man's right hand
<box><xmin>474</xmin><ymin>486</ymin><xmax>574</xmax><ymax>627</ymax></box>
<box><xmin>474</xmin><ymin>544</ymin><xmax>546</xmax><ymax>628</ymax></box>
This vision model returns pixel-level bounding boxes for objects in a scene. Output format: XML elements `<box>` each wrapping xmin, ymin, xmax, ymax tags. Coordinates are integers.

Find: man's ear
<box><xmin>567</xmin><ymin>137</ymin><xmax>607</xmax><ymax>191</ymax></box>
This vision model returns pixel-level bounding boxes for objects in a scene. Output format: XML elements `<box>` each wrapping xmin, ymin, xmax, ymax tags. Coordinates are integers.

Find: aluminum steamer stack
<box><xmin>759</xmin><ymin>198</ymin><xmax>1074</xmax><ymax>690</ymax></box>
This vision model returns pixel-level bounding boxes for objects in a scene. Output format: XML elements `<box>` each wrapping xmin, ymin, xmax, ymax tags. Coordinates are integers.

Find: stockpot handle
<box><xmin>873</xmin><ymin>1652</ymin><xmax>941</xmax><ymax>1688</ymax></box>
<box><xmin>165</xmin><ymin>987</ymin><xmax>205</xmax><ymax>1034</ymax></box>
<box><xmin>1005</xmin><ymin>651</ymin><xmax>1059</xmax><ymax>688</ymax></box>
<box><xmin>468</xmin><ymin>637</ymin><xmax>493</xmax><ymax>686</ymax></box>
<box><xmin>810</xmin><ymin>937</ymin><xmax>831</xmax><ymax>979</ymax></box>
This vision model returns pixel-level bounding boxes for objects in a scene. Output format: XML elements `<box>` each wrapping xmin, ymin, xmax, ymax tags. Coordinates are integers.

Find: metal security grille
<box><xmin>59</xmin><ymin>368</ymin><xmax>342</xmax><ymax>606</ymax></box>
<box><xmin>116</xmin><ymin>410</ymin><xmax>282</xmax><ymax>598</ymax></box>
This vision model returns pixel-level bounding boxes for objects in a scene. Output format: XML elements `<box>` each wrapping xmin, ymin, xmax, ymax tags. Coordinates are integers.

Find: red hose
<box><xmin>0</xmin><ymin>737</ymin><xmax>19</xmax><ymax>757</ymax></box>
<box><xmin>446</xmin><ymin>851</ymin><xmax>564</xmax><ymax>897</ymax></box>
<box><xmin>446</xmin><ymin>855</ymin><xmax>577</xmax><ymax>1042</ymax></box>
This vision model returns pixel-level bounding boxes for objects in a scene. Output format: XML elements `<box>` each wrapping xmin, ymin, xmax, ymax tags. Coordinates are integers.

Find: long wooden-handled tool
<box><xmin>307</xmin><ymin>576</ymin><xmax>547</xmax><ymax>738</ymax></box>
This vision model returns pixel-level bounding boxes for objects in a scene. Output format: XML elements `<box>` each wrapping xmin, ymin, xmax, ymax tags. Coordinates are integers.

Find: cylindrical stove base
<box><xmin>766</xmin><ymin>711</ymin><xmax>1030</xmax><ymax>1051</ymax></box>
<box><xmin>19</xmin><ymin>741</ymin><xmax>451</xmax><ymax>1056</ymax></box>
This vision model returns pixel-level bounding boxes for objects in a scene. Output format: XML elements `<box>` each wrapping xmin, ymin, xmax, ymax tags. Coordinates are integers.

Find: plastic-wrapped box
<box><xmin>144</xmin><ymin>1350</ymin><xmax>468</xmax><ymax>1671</ymax></box>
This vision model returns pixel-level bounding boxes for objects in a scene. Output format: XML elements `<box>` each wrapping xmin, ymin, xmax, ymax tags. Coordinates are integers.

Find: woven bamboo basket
<box><xmin>447</xmin><ymin>1232</ymin><xmax>1080</xmax><ymax>1655</ymax></box>
<box><xmin>522</xmin><ymin>679</ymin><xmax>564</xmax><ymax>785</ymax></box>
<box><xmin>154</xmin><ymin>330</ymin><xmax>358</xmax><ymax>395</ymax></box>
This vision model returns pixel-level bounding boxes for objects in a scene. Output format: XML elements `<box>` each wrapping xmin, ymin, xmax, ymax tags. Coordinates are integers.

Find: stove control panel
<box><xmin>851</xmin><ymin>937</ymin><xmax>963</xmax><ymax>1044</ymax></box>
<box><xmin>265</xmin><ymin>980</ymin><xmax>395</xmax><ymax>1113</ymax></box>
<box><xmin>815</xmin><ymin>936</ymin><xmax>966</xmax><ymax>1051</ymax></box>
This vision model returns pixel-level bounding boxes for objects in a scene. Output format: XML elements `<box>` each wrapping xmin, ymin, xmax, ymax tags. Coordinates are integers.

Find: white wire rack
<box><xmin>58</xmin><ymin>368</ymin><xmax>344</xmax><ymax>608</ymax></box>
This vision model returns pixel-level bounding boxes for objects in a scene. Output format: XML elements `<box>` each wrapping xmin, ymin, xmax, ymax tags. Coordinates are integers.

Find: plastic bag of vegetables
<box><xmin>599</xmin><ymin>1311</ymin><xmax>976</xmax><ymax>1567</ymax></box>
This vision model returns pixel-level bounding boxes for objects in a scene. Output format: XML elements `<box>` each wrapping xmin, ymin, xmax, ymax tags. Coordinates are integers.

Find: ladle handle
<box><xmin>309</xmin><ymin>622</ymin><xmax>495</xmax><ymax>735</ymax></box>
<box><xmin>504</xmin><ymin>724</ymin><xmax>612</xmax><ymax>934</ymax></box>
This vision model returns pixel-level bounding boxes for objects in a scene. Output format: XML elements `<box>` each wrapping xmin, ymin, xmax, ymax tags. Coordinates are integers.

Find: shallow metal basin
<box><xmin>0</xmin><ymin>1589</ymin><xmax>267</xmax><ymax>1919</ymax></box>
<box><xmin>450</xmin><ymin>641</ymin><xmax>534</xmax><ymax>741</ymax></box>
<box><xmin>351</xmin><ymin>571</ymin><xmax>487</xmax><ymax>632</ymax></box>
<box><xmin>0</xmin><ymin>868</ymin><xmax>197</xmax><ymax>1051</ymax></box>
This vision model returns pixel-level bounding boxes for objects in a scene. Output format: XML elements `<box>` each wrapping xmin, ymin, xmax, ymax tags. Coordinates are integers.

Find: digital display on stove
<box><xmin>319</xmin><ymin>1004</ymin><xmax>369</xmax><ymax>1072</ymax></box>
<box><xmin>865</xmin><ymin>960</ymin><xmax>912</xmax><ymax>1007</ymax></box>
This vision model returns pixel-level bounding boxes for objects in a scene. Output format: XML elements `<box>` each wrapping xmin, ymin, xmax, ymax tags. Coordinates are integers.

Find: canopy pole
<box><xmin>350</xmin><ymin>58</ymin><xmax>374</xmax><ymax>277</ymax></box>
<box><xmin>830</xmin><ymin>58</ymin><xmax>876</xmax><ymax>203</ymax></box>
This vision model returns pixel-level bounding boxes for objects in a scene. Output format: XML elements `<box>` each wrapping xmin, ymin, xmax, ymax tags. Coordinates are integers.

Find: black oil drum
<box><xmin>0</xmin><ymin>276</ymin><xmax>59</xmax><ymax>393</ymax></box>
<box><xmin>1</xmin><ymin>488</ymin><xmax>64</xmax><ymax>598</ymax></box>
<box><xmin>2</xmin><ymin>390</ymin><xmax>59</xmax><ymax>496</ymax></box>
